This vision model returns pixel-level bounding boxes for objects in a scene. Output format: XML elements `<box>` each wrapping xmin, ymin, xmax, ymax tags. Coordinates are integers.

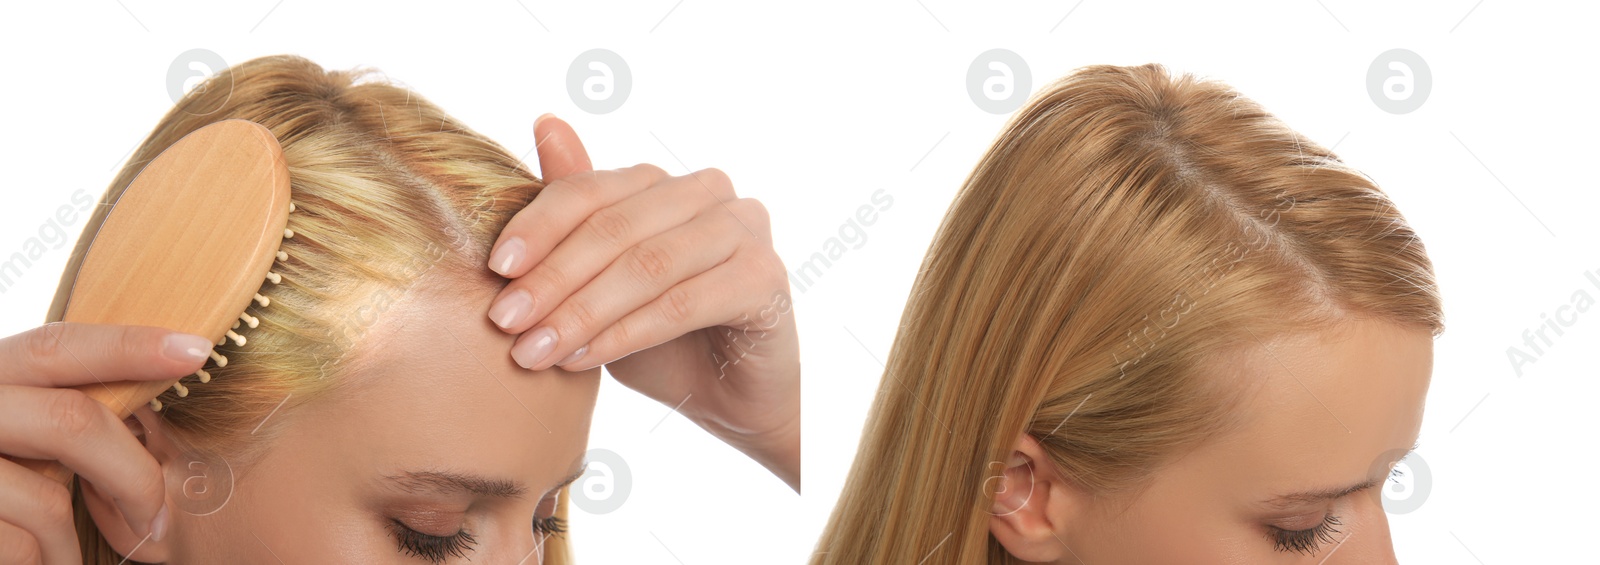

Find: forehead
<box><xmin>1233</xmin><ymin>319</ymin><xmax>1431</xmax><ymax>444</ymax></box>
<box><xmin>300</xmin><ymin>277</ymin><xmax>600</xmax><ymax>481</ymax></box>
<box><xmin>1192</xmin><ymin>318</ymin><xmax>1433</xmax><ymax>493</ymax></box>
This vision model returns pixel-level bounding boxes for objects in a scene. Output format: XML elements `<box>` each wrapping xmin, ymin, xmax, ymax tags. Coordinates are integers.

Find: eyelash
<box><xmin>535</xmin><ymin>515</ymin><xmax>569</xmax><ymax>537</ymax></box>
<box><xmin>389</xmin><ymin>515</ymin><xmax>567</xmax><ymax>563</ymax></box>
<box><xmin>1268</xmin><ymin>513</ymin><xmax>1342</xmax><ymax>555</ymax></box>
<box><xmin>390</xmin><ymin>520</ymin><xmax>477</xmax><ymax>564</ymax></box>
<box><xmin>1267</xmin><ymin>466</ymin><xmax>1405</xmax><ymax>555</ymax></box>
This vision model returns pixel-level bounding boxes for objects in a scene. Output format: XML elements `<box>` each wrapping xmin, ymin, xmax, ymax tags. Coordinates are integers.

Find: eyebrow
<box><xmin>383</xmin><ymin>467</ymin><xmax>586</xmax><ymax>500</ymax></box>
<box><xmin>1259</xmin><ymin>444</ymin><xmax>1418</xmax><ymax>509</ymax></box>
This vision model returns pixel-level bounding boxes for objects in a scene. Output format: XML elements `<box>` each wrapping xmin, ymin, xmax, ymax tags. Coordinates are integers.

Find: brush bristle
<box><xmin>162</xmin><ymin>200</ymin><xmax>297</xmax><ymax>409</ymax></box>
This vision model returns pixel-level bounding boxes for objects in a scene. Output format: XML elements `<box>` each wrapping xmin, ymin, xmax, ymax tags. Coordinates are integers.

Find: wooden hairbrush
<box><xmin>17</xmin><ymin>119</ymin><xmax>293</xmax><ymax>485</ymax></box>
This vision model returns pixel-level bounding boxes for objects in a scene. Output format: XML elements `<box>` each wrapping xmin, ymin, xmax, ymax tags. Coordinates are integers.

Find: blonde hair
<box><xmin>54</xmin><ymin>55</ymin><xmax>575</xmax><ymax>564</ymax></box>
<box><xmin>812</xmin><ymin>64</ymin><xmax>1443</xmax><ymax>564</ymax></box>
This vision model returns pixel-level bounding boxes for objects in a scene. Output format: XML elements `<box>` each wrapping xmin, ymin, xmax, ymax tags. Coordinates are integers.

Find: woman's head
<box><xmin>59</xmin><ymin>55</ymin><xmax>598</xmax><ymax>563</ymax></box>
<box><xmin>815</xmin><ymin>64</ymin><xmax>1441</xmax><ymax>564</ymax></box>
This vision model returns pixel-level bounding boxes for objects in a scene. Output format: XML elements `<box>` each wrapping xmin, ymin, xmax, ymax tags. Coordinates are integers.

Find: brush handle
<box><xmin>7</xmin><ymin>119</ymin><xmax>290</xmax><ymax>487</ymax></box>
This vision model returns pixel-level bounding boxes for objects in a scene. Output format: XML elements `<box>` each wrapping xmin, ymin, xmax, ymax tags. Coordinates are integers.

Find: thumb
<box><xmin>533</xmin><ymin>113</ymin><xmax>593</xmax><ymax>180</ymax></box>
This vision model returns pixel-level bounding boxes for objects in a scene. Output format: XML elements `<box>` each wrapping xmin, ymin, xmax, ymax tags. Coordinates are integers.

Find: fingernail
<box><xmin>488</xmin><ymin>289</ymin><xmax>534</xmax><ymax>330</ymax></box>
<box><xmin>557</xmin><ymin>345</ymin><xmax>588</xmax><ymax>367</ymax></box>
<box><xmin>150</xmin><ymin>503</ymin><xmax>170</xmax><ymax>541</ymax></box>
<box><xmin>162</xmin><ymin>333</ymin><xmax>213</xmax><ymax>363</ymax></box>
<box><xmin>534</xmin><ymin>113</ymin><xmax>556</xmax><ymax>132</ymax></box>
<box><xmin>489</xmin><ymin>237</ymin><xmax>525</xmax><ymax>277</ymax></box>
<box><xmin>512</xmin><ymin>327</ymin><xmax>558</xmax><ymax>369</ymax></box>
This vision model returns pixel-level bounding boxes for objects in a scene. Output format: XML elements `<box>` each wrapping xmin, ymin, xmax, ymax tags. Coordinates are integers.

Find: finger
<box><xmin>564</xmin><ymin>241</ymin><xmax>788</xmax><ymax>373</ymax></box>
<box><xmin>533</xmin><ymin>114</ymin><xmax>592</xmax><ymax>180</ymax></box>
<box><xmin>0</xmin><ymin>458</ymin><xmax>80</xmax><ymax>565</ymax></box>
<box><xmin>488</xmin><ymin>164</ymin><xmax>673</xmax><ymax>278</ymax></box>
<box><xmin>488</xmin><ymin>170</ymin><xmax>734</xmax><ymax>334</ymax></box>
<box><xmin>510</xmin><ymin>202</ymin><xmax>757</xmax><ymax>370</ymax></box>
<box><xmin>0</xmin><ymin>386</ymin><xmax>163</xmax><ymax>541</ymax></box>
<box><xmin>0</xmin><ymin>520</ymin><xmax>46</xmax><ymax>565</ymax></box>
<box><xmin>0</xmin><ymin>323</ymin><xmax>213</xmax><ymax>387</ymax></box>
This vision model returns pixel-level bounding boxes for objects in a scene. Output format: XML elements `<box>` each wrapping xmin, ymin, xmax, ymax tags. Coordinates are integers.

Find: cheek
<box><xmin>1076</xmin><ymin>510</ymin><xmax>1241</xmax><ymax>563</ymax></box>
<box><xmin>172</xmin><ymin>470</ymin><xmax>398</xmax><ymax>563</ymax></box>
<box><xmin>1065</xmin><ymin>483</ymin><xmax>1268</xmax><ymax>564</ymax></box>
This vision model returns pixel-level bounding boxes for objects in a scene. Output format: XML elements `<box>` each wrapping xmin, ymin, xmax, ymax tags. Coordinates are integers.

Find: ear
<box><xmin>80</xmin><ymin>406</ymin><xmax>175</xmax><ymax>563</ymax></box>
<box><xmin>987</xmin><ymin>434</ymin><xmax>1086</xmax><ymax>563</ymax></box>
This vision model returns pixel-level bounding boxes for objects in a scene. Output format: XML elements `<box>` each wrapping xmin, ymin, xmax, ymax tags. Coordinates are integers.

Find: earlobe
<box><xmin>80</xmin><ymin>407</ymin><xmax>174</xmax><ymax>563</ymax></box>
<box><xmin>988</xmin><ymin>434</ymin><xmax>1078</xmax><ymax>563</ymax></box>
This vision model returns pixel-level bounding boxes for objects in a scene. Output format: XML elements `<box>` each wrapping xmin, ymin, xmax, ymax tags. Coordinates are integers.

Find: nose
<box><xmin>1324</xmin><ymin>496</ymin><xmax>1399</xmax><ymax>565</ymax></box>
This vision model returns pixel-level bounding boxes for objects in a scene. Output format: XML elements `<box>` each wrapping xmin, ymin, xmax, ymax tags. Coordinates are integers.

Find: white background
<box><xmin>1</xmin><ymin>1</ymin><xmax>1595</xmax><ymax>563</ymax></box>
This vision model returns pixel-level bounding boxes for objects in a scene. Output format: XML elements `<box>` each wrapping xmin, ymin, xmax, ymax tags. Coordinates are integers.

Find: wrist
<box><xmin>693</xmin><ymin>411</ymin><xmax>800</xmax><ymax>493</ymax></box>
